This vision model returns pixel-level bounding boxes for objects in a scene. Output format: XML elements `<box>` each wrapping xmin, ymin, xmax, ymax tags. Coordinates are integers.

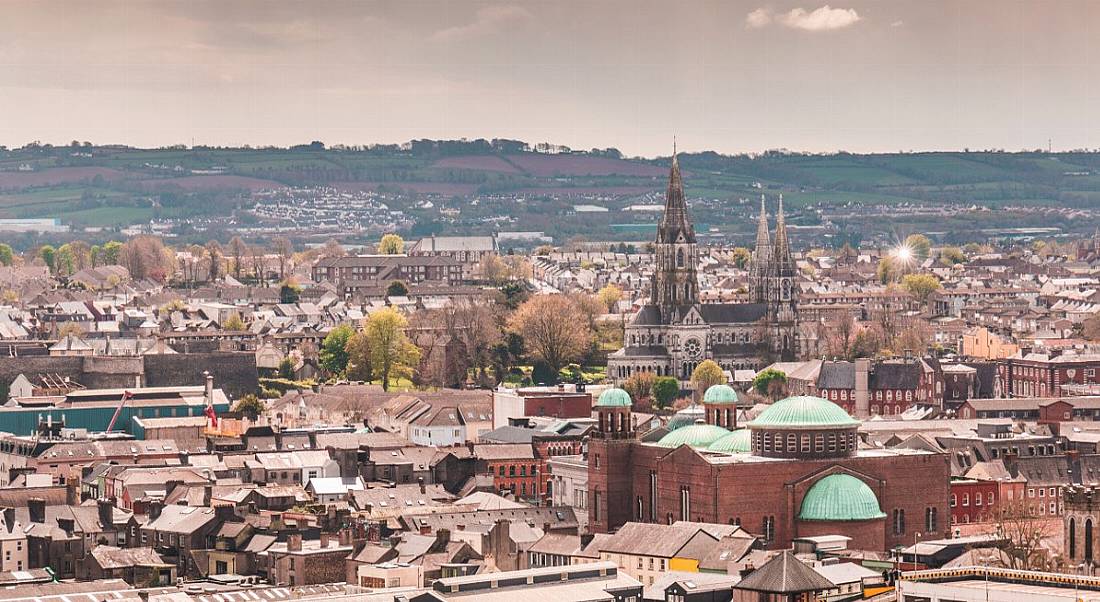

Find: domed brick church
<box><xmin>588</xmin><ymin>386</ymin><xmax>950</xmax><ymax>552</ymax></box>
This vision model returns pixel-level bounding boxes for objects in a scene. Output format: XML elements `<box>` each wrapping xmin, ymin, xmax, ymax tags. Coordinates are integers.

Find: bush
<box><xmin>258</xmin><ymin>377</ymin><xmax>316</xmax><ymax>395</ymax></box>
<box><xmin>652</xmin><ymin>376</ymin><xmax>681</xmax><ymax>409</ymax></box>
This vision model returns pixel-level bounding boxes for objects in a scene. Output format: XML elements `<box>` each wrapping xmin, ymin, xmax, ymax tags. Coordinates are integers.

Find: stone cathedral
<box><xmin>608</xmin><ymin>154</ymin><xmax>800</xmax><ymax>387</ymax></box>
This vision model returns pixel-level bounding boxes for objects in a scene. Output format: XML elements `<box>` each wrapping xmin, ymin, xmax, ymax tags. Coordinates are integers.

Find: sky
<box><xmin>1</xmin><ymin>0</ymin><xmax>1099</xmax><ymax>157</ymax></box>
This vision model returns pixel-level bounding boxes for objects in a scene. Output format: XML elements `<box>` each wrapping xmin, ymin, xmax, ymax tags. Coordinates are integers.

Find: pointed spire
<box><xmin>657</xmin><ymin>145</ymin><xmax>694</xmax><ymax>244</ymax></box>
<box><xmin>755</xmin><ymin>194</ymin><xmax>771</xmax><ymax>252</ymax></box>
<box><xmin>773</xmin><ymin>193</ymin><xmax>793</xmax><ymax>270</ymax></box>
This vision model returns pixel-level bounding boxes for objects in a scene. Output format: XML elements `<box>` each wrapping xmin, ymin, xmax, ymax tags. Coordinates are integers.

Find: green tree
<box><xmin>279</xmin><ymin>281</ymin><xmax>302</xmax><ymax>304</ymax></box>
<box><xmin>730</xmin><ymin>247</ymin><xmax>752</xmax><ymax>269</ymax></box>
<box><xmin>876</xmin><ymin>257</ymin><xmax>897</xmax><ymax>284</ymax></box>
<box><xmin>691</xmin><ymin>359</ymin><xmax>725</xmax><ymax>392</ymax></box>
<box><xmin>596</xmin><ymin>284</ymin><xmax>623</xmax><ymax>313</ymax></box>
<box><xmin>508</xmin><ymin>295</ymin><xmax>592</xmax><ymax>375</ymax></box>
<box><xmin>901</xmin><ymin>273</ymin><xmax>942</xmax><ymax>305</ymax></box>
<box><xmin>320</xmin><ymin>323</ymin><xmax>356</xmax><ymax>376</ymax></box>
<box><xmin>652</xmin><ymin>376</ymin><xmax>681</xmax><ymax>409</ymax></box>
<box><xmin>939</xmin><ymin>246</ymin><xmax>966</xmax><ymax>266</ymax></box>
<box><xmin>101</xmin><ymin>240</ymin><xmax>123</xmax><ymax>265</ymax></box>
<box><xmin>0</xmin><ymin>243</ymin><xmax>13</xmax><ymax>266</ymax></box>
<box><xmin>233</xmin><ymin>394</ymin><xmax>266</xmax><ymax>420</ymax></box>
<box><xmin>365</xmin><ymin>307</ymin><xmax>420</xmax><ymax>391</ymax></box>
<box><xmin>277</xmin><ymin>357</ymin><xmax>296</xmax><ymax>380</ymax></box>
<box><xmin>222</xmin><ymin>312</ymin><xmax>245</xmax><ymax>331</ymax></box>
<box><xmin>752</xmin><ymin>368</ymin><xmax>788</xmax><ymax>400</ymax></box>
<box><xmin>378</xmin><ymin>233</ymin><xmax>404</xmax><ymax>255</ymax></box>
<box><xmin>345</xmin><ymin>332</ymin><xmax>373</xmax><ymax>382</ymax></box>
<box><xmin>38</xmin><ymin>244</ymin><xmax>56</xmax><ymax>273</ymax></box>
<box><xmin>386</xmin><ymin>280</ymin><xmax>409</xmax><ymax>297</ymax></box>
<box><xmin>904</xmin><ymin>234</ymin><xmax>932</xmax><ymax>262</ymax></box>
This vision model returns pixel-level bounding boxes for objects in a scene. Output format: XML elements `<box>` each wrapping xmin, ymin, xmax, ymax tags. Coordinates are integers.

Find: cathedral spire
<box><xmin>755</xmin><ymin>194</ymin><xmax>771</xmax><ymax>253</ymax></box>
<box><xmin>773</xmin><ymin>193</ymin><xmax>793</xmax><ymax>269</ymax></box>
<box><xmin>656</xmin><ymin>148</ymin><xmax>694</xmax><ymax>244</ymax></box>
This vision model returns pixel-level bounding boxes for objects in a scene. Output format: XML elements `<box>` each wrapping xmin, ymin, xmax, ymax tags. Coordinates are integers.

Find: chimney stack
<box><xmin>148</xmin><ymin>500</ymin><xmax>164</xmax><ymax>520</ymax></box>
<box><xmin>418</xmin><ymin>477</ymin><xmax>426</xmax><ymax>494</ymax></box>
<box><xmin>98</xmin><ymin>498</ymin><xmax>113</xmax><ymax>528</ymax></box>
<box><xmin>854</xmin><ymin>358</ymin><xmax>871</xmax><ymax>419</ymax></box>
<box><xmin>287</xmin><ymin>533</ymin><xmax>302</xmax><ymax>552</ymax></box>
<box><xmin>204</xmin><ymin>371</ymin><xmax>214</xmax><ymax>406</ymax></box>
<box><xmin>320</xmin><ymin>532</ymin><xmax>330</xmax><ymax>548</ymax></box>
<box><xmin>2</xmin><ymin>507</ymin><xmax>14</xmax><ymax>533</ymax></box>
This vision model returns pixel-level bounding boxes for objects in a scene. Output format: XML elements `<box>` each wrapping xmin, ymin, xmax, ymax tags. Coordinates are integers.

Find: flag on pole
<box><xmin>204</xmin><ymin>401</ymin><xmax>218</xmax><ymax>428</ymax></box>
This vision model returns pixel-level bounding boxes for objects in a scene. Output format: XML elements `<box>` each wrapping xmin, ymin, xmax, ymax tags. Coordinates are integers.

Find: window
<box><xmin>988</xmin><ymin>492</ymin><xmax>995</xmax><ymax>505</ymax></box>
<box><xmin>962</xmin><ymin>493</ymin><xmax>969</xmax><ymax>506</ymax></box>
<box><xmin>925</xmin><ymin>507</ymin><xmax>938</xmax><ymax>532</ymax></box>
<box><xmin>762</xmin><ymin>516</ymin><xmax>775</xmax><ymax>542</ymax></box>
<box><xmin>950</xmin><ymin>494</ymin><xmax>957</xmax><ymax>507</ymax></box>
<box><xmin>893</xmin><ymin>509</ymin><xmax>906</xmax><ymax>535</ymax></box>
<box><xmin>680</xmin><ymin>486</ymin><xmax>691</xmax><ymax>522</ymax></box>
<box><xmin>975</xmin><ymin>493</ymin><xmax>982</xmax><ymax>506</ymax></box>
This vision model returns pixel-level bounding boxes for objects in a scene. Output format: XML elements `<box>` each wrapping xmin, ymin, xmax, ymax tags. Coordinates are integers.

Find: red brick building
<box><xmin>475</xmin><ymin>443</ymin><xmax>545</xmax><ymax>502</ymax></box>
<box><xmin>789</xmin><ymin>357</ymin><xmax>942</xmax><ymax>419</ymax></box>
<box><xmin>998</xmin><ymin>349</ymin><xmax>1100</xmax><ymax>398</ymax></box>
<box><xmin>588</xmin><ymin>387</ymin><xmax>951</xmax><ymax>552</ymax></box>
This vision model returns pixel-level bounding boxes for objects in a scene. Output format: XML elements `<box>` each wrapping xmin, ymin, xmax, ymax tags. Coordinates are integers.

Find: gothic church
<box><xmin>608</xmin><ymin>154</ymin><xmax>800</xmax><ymax>386</ymax></box>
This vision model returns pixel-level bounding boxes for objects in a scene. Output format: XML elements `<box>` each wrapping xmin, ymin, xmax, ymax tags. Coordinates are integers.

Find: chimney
<box><xmin>2</xmin><ymin>507</ymin><xmax>13</xmax><ymax>533</ymax></box>
<box><xmin>287</xmin><ymin>533</ymin><xmax>302</xmax><ymax>552</ymax></box>
<box><xmin>204</xmin><ymin>371</ymin><xmax>214</xmax><ymax>406</ymax></box>
<box><xmin>165</xmin><ymin>480</ymin><xmax>184</xmax><ymax>497</ymax></box>
<box><xmin>854</xmin><ymin>359</ymin><xmax>871</xmax><ymax>419</ymax></box>
<box><xmin>28</xmin><ymin>498</ymin><xmax>46</xmax><ymax>523</ymax></box>
<box><xmin>418</xmin><ymin>477</ymin><xmax>426</xmax><ymax>494</ymax></box>
<box><xmin>57</xmin><ymin>517</ymin><xmax>75</xmax><ymax>536</ymax></box>
<box><xmin>97</xmin><ymin>498</ymin><xmax>113</xmax><ymax>527</ymax></box>
<box><xmin>320</xmin><ymin>532</ymin><xmax>330</xmax><ymax>548</ymax></box>
<box><xmin>466</xmin><ymin>441</ymin><xmax>475</xmax><ymax>454</ymax></box>
<box><xmin>420</xmin><ymin>525</ymin><xmax>431</xmax><ymax>535</ymax></box>
<box><xmin>215</xmin><ymin>504</ymin><xmax>236</xmax><ymax>521</ymax></box>
<box><xmin>542</xmin><ymin>522</ymin><xmax>551</xmax><ymax>533</ymax></box>
<box><xmin>339</xmin><ymin>528</ymin><xmax>351</xmax><ymax>546</ymax></box>
<box><xmin>178</xmin><ymin>451</ymin><xmax>190</xmax><ymax>466</ymax></box>
<box><xmin>148</xmin><ymin>500</ymin><xmax>164</xmax><ymax>520</ymax></box>
<box><xmin>65</xmin><ymin>477</ymin><xmax>78</xmax><ymax>506</ymax></box>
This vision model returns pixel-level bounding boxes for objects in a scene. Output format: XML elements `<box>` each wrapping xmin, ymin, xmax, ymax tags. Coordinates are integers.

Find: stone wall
<box><xmin>0</xmin><ymin>356</ymin><xmax>86</xmax><ymax>398</ymax></box>
<box><xmin>144</xmin><ymin>352</ymin><xmax>258</xmax><ymax>398</ymax></box>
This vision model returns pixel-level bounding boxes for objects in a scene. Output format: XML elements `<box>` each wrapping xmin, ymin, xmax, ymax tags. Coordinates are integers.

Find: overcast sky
<box><xmin>2</xmin><ymin>0</ymin><xmax>1098</xmax><ymax>157</ymax></box>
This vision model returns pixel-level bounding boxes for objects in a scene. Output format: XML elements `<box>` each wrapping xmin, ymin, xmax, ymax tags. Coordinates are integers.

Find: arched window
<box><xmin>786</xmin><ymin>433</ymin><xmax>797</xmax><ymax>452</ymax></box>
<box><xmin>684</xmin><ymin>283</ymin><xmax>691</xmax><ymax>300</ymax></box>
<box><xmin>1087</xmin><ymin>519</ymin><xmax>1094</xmax><ymax>562</ymax></box>
<box><xmin>1070</xmin><ymin>518</ymin><xmax>1077</xmax><ymax>559</ymax></box>
<box><xmin>676</xmin><ymin>248</ymin><xmax>685</xmax><ymax>268</ymax></box>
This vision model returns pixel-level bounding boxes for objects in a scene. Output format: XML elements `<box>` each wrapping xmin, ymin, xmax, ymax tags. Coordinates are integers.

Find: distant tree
<box><xmin>597</xmin><ymin>284</ymin><xmax>623</xmax><ymax>313</ymax></box>
<box><xmin>752</xmin><ymin>368</ymin><xmax>788</xmax><ymax>400</ymax></box>
<box><xmin>54</xmin><ymin>244</ymin><xmax>75</xmax><ymax>276</ymax></box>
<box><xmin>691</xmin><ymin>360</ymin><xmax>726</xmax><ymax>393</ymax></box>
<box><xmin>479</xmin><ymin>254</ymin><xmax>508</xmax><ymax>284</ymax></box>
<box><xmin>508</xmin><ymin>295</ymin><xmax>592</xmax><ymax>375</ymax></box>
<box><xmin>38</xmin><ymin>245</ymin><xmax>56</xmax><ymax>273</ymax></box>
<box><xmin>939</xmin><ymin>246</ymin><xmax>966</xmax><ymax>266</ymax></box>
<box><xmin>277</xmin><ymin>357</ymin><xmax>296</xmax><ymax>380</ymax></box>
<box><xmin>279</xmin><ymin>281</ymin><xmax>301</xmax><ymax>304</ymax></box>
<box><xmin>380</xmin><ymin>280</ymin><xmax>407</xmax><ymax>297</ymax></box>
<box><xmin>904</xmin><ymin>234</ymin><xmax>932</xmax><ymax>262</ymax></box>
<box><xmin>233</xmin><ymin>394</ymin><xmax>266</xmax><ymax>421</ymax></box>
<box><xmin>498</xmin><ymin>281</ymin><xmax>529</xmax><ymax>310</ymax></box>
<box><xmin>344</xmin><ymin>332</ymin><xmax>372</xmax><ymax>382</ymax></box>
<box><xmin>272</xmin><ymin>236</ymin><xmax>294</xmax><ymax>279</ymax></box>
<box><xmin>205</xmin><ymin>240</ymin><xmax>223</xmax><ymax>281</ymax></box>
<box><xmin>378</xmin><ymin>233</ymin><xmax>404</xmax><ymax>255</ymax></box>
<box><xmin>622</xmin><ymin>371</ymin><xmax>656</xmax><ymax>404</ymax></box>
<box><xmin>730</xmin><ymin>247</ymin><xmax>752</xmax><ymax>269</ymax></box>
<box><xmin>824</xmin><ymin>311</ymin><xmax>858</xmax><ymax>360</ymax></box>
<box><xmin>0</xmin><ymin>243</ymin><xmax>12</xmax><ymax>266</ymax></box>
<box><xmin>988</xmin><ymin>500</ymin><xmax>1059</xmax><ymax>572</ymax></box>
<box><xmin>652</xmin><ymin>376</ymin><xmax>681</xmax><ymax>409</ymax></box>
<box><xmin>57</xmin><ymin>322</ymin><xmax>85</xmax><ymax>339</ymax></box>
<box><xmin>121</xmin><ymin>235</ymin><xmax>174</xmax><ymax>282</ymax></box>
<box><xmin>322</xmin><ymin>239</ymin><xmax>344</xmax><ymax>258</ymax></box>
<box><xmin>227</xmin><ymin>236</ymin><xmax>247</xmax><ymax>280</ymax></box>
<box><xmin>876</xmin><ymin>257</ymin><xmax>897</xmax><ymax>284</ymax></box>
<box><xmin>531</xmin><ymin>360</ymin><xmax>557</xmax><ymax>385</ymax></box>
<box><xmin>534</xmin><ymin>245</ymin><xmax>554</xmax><ymax>256</ymax></box>
<box><xmin>365</xmin><ymin>307</ymin><xmax>420</xmax><ymax>391</ymax></box>
<box><xmin>849</xmin><ymin>329</ymin><xmax>880</xmax><ymax>359</ymax></box>
<box><xmin>222</xmin><ymin>312</ymin><xmax>245</xmax><ymax>331</ymax></box>
<box><xmin>101</xmin><ymin>240</ymin><xmax>123</xmax><ymax>265</ymax></box>
<box><xmin>901</xmin><ymin>273</ymin><xmax>942</xmax><ymax>306</ymax></box>
<box><xmin>320</xmin><ymin>323</ymin><xmax>356</xmax><ymax>376</ymax></box>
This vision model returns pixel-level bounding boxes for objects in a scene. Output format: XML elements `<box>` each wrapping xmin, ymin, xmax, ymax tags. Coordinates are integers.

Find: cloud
<box><xmin>745</xmin><ymin>8</ymin><xmax>772</xmax><ymax>29</ymax></box>
<box><xmin>432</xmin><ymin>5</ymin><xmax>532</xmax><ymax>42</ymax></box>
<box><xmin>745</xmin><ymin>5</ymin><xmax>862</xmax><ymax>32</ymax></box>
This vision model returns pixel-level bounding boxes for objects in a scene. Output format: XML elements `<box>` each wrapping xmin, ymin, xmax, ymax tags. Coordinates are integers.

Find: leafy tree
<box><xmin>322</xmin><ymin>238</ymin><xmax>344</xmax><ymax>258</ymax></box>
<box><xmin>378</xmin><ymin>233</ymin><xmax>404</xmax><ymax>255</ymax></box>
<box><xmin>0</xmin><ymin>243</ymin><xmax>13</xmax><ymax>266</ymax></box>
<box><xmin>100</xmin><ymin>240</ymin><xmax>123</xmax><ymax>265</ymax></box>
<box><xmin>876</xmin><ymin>256</ymin><xmax>897</xmax><ymax>284</ymax></box>
<box><xmin>277</xmin><ymin>357</ymin><xmax>296</xmax><ymax>380</ymax></box>
<box><xmin>233</xmin><ymin>394</ymin><xmax>266</xmax><ymax>420</ymax></box>
<box><xmin>479</xmin><ymin>254</ymin><xmax>508</xmax><ymax>284</ymax></box>
<box><xmin>222</xmin><ymin>312</ymin><xmax>246</xmax><ymax>331</ymax></box>
<box><xmin>386</xmin><ymin>280</ymin><xmax>409</xmax><ymax>297</ymax></box>
<box><xmin>206</xmin><ymin>240</ymin><xmax>223</xmax><ymax>281</ymax></box>
<box><xmin>904</xmin><ymin>234</ymin><xmax>932</xmax><ymax>262</ymax></box>
<box><xmin>345</xmin><ymin>332</ymin><xmax>372</xmax><ymax>381</ymax></box>
<box><xmin>622</xmin><ymin>371</ymin><xmax>656</xmax><ymax>403</ymax></box>
<box><xmin>508</xmin><ymin>295</ymin><xmax>592</xmax><ymax>374</ymax></box>
<box><xmin>691</xmin><ymin>359</ymin><xmax>725</xmax><ymax>392</ymax></box>
<box><xmin>752</xmin><ymin>368</ymin><xmax>788</xmax><ymax>400</ymax></box>
<box><xmin>272</xmin><ymin>236</ymin><xmax>294</xmax><ymax>279</ymax></box>
<box><xmin>38</xmin><ymin>245</ymin><xmax>56</xmax><ymax>273</ymax></box>
<box><xmin>597</xmin><ymin>284</ymin><xmax>623</xmax><ymax>312</ymax></box>
<box><xmin>901</xmin><ymin>273</ymin><xmax>942</xmax><ymax>305</ymax></box>
<box><xmin>730</xmin><ymin>247</ymin><xmax>752</xmax><ymax>269</ymax></box>
<box><xmin>850</xmin><ymin>329</ymin><xmax>880</xmax><ymax>359</ymax></box>
<box><xmin>365</xmin><ymin>307</ymin><xmax>420</xmax><ymax>391</ymax></box>
<box><xmin>498</xmin><ymin>281</ymin><xmax>529</xmax><ymax>310</ymax></box>
<box><xmin>279</xmin><ymin>281</ymin><xmax>301</xmax><ymax>304</ymax></box>
<box><xmin>320</xmin><ymin>323</ymin><xmax>356</xmax><ymax>376</ymax></box>
<box><xmin>939</xmin><ymin>246</ymin><xmax>966</xmax><ymax>266</ymax></box>
<box><xmin>531</xmin><ymin>360</ymin><xmax>557</xmax><ymax>385</ymax></box>
<box><xmin>652</xmin><ymin>376</ymin><xmax>681</xmax><ymax>409</ymax></box>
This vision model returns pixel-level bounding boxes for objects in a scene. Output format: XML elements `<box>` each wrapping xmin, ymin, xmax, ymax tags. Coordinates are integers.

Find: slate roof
<box><xmin>735</xmin><ymin>551</ymin><xmax>835</xmax><ymax>593</ymax></box>
<box><xmin>818</xmin><ymin>362</ymin><xmax>855</xmax><ymax>390</ymax></box>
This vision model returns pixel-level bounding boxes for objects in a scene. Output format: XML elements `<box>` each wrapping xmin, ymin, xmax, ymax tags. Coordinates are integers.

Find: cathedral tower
<box><xmin>768</xmin><ymin>195</ymin><xmax>799</xmax><ymax>360</ymax></box>
<box><xmin>651</xmin><ymin>153</ymin><xmax>699</xmax><ymax>308</ymax></box>
<box><xmin>750</xmin><ymin>195</ymin><xmax>771</xmax><ymax>303</ymax></box>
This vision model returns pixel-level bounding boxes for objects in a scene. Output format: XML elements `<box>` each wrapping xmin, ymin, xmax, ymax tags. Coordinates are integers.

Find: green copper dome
<box><xmin>656</xmin><ymin>422</ymin><xmax>731</xmax><ymax>449</ymax></box>
<box><xmin>666</xmin><ymin>405</ymin><xmax>705</xmax><ymax>431</ymax></box>
<box><xmin>707</xmin><ymin>428</ymin><xmax>751</xmax><ymax>453</ymax></box>
<box><xmin>799</xmin><ymin>474</ymin><xmax>886</xmax><ymax>521</ymax></box>
<box><xmin>748</xmin><ymin>395</ymin><xmax>859</xmax><ymax>429</ymax></box>
<box><xmin>595</xmin><ymin>387</ymin><xmax>632</xmax><ymax>408</ymax></box>
<box><xmin>703</xmin><ymin>384</ymin><xmax>738</xmax><ymax>404</ymax></box>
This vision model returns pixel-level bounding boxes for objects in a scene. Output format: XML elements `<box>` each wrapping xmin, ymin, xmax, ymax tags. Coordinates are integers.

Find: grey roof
<box><xmin>818</xmin><ymin>362</ymin><xmax>855</xmax><ymax>390</ymax></box>
<box><xmin>735</xmin><ymin>551</ymin><xmax>835</xmax><ymax>593</ymax></box>
<box><xmin>698</xmin><ymin>303</ymin><xmax>768</xmax><ymax>324</ymax></box>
